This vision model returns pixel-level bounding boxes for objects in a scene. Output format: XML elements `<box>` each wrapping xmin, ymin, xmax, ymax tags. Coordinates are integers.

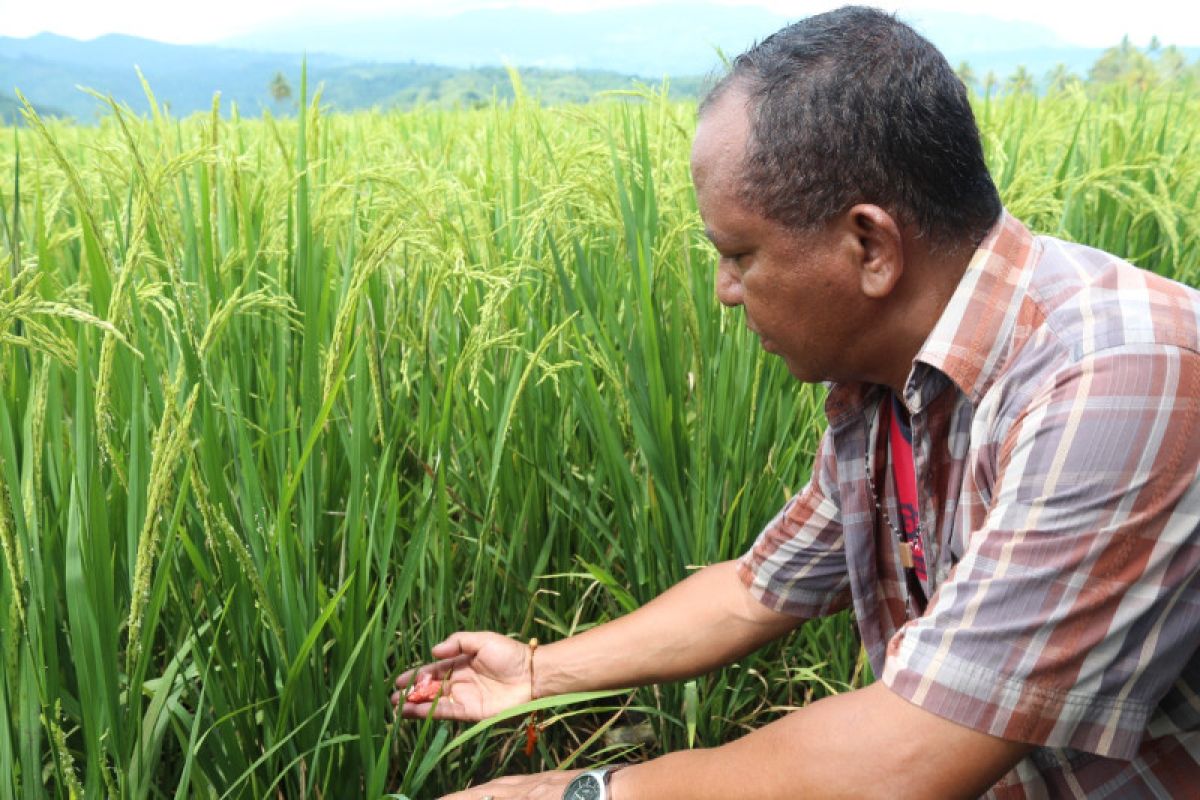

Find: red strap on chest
<box><xmin>888</xmin><ymin>397</ymin><xmax>928</xmax><ymax>583</ymax></box>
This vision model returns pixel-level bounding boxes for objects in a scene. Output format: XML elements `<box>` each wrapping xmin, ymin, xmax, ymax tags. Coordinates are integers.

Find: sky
<box><xmin>1</xmin><ymin>0</ymin><xmax>1198</xmax><ymax>49</ymax></box>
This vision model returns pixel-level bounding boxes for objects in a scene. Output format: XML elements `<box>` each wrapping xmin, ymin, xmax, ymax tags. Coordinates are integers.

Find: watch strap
<box><xmin>563</xmin><ymin>764</ymin><xmax>627</xmax><ymax>800</ymax></box>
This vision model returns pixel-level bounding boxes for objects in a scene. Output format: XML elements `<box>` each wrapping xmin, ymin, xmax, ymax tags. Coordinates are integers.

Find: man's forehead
<box><xmin>691</xmin><ymin>86</ymin><xmax>754</xmax><ymax>181</ymax></box>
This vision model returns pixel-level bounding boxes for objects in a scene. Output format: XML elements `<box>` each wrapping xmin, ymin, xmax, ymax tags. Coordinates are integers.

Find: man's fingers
<box><xmin>399</xmin><ymin>696</ymin><xmax>471</xmax><ymax>721</ymax></box>
<box><xmin>394</xmin><ymin>653</ymin><xmax>472</xmax><ymax>691</ymax></box>
<box><xmin>394</xmin><ymin>665</ymin><xmax>431</xmax><ymax>690</ymax></box>
<box><xmin>430</xmin><ymin>631</ymin><xmax>488</xmax><ymax>659</ymax></box>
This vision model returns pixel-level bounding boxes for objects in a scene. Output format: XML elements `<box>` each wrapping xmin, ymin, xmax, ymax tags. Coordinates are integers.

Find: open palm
<box><xmin>393</xmin><ymin>631</ymin><xmax>532</xmax><ymax>721</ymax></box>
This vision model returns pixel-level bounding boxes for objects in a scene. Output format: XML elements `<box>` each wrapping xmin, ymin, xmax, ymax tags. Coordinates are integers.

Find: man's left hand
<box><xmin>437</xmin><ymin>769</ymin><xmax>580</xmax><ymax>800</ymax></box>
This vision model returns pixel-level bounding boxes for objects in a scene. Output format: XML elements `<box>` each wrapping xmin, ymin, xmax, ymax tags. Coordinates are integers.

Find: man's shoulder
<box><xmin>969</xmin><ymin>233</ymin><xmax>1200</xmax><ymax>423</ymax></box>
<box><xmin>1023</xmin><ymin>234</ymin><xmax>1200</xmax><ymax>361</ymax></box>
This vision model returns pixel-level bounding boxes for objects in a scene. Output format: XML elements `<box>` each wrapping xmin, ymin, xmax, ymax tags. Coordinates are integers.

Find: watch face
<box><xmin>563</xmin><ymin>774</ymin><xmax>603</xmax><ymax>800</ymax></box>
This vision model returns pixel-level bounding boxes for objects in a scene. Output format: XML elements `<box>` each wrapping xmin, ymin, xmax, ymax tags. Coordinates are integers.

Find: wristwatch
<box><xmin>562</xmin><ymin>765</ymin><xmax>626</xmax><ymax>800</ymax></box>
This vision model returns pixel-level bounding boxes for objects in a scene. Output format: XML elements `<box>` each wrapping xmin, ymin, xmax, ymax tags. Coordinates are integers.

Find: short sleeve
<box><xmin>737</xmin><ymin>425</ymin><xmax>853</xmax><ymax>619</ymax></box>
<box><xmin>883</xmin><ymin>347</ymin><xmax>1200</xmax><ymax>759</ymax></box>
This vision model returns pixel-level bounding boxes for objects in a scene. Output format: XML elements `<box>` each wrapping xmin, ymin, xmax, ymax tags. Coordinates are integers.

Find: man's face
<box><xmin>690</xmin><ymin>87</ymin><xmax>870</xmax><ymax>385</ymax></box>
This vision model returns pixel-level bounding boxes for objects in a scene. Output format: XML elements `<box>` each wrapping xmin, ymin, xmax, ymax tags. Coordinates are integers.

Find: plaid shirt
<box><xmin>738</xmin><ymin>212</ymin><xmax>1200</xmax><ymax>798</ymax></box>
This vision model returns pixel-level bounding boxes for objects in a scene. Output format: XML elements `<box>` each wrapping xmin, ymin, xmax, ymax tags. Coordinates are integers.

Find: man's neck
<box><xmin>876</xmin><ymin>237</ymin><xmax>976</xmax><ymax>394</ymax></box>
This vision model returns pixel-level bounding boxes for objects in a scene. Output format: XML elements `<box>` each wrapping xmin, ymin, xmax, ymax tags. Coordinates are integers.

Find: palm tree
<box><xmin>1156</xmin><ymin>45</ymin><xmax>1187</xmax><ymax>83</ymax></box>
<box><xmin>955</xmin><ymin>61</ymin><xmax>977</xmax><ymax>93</ymax></box>
<box><xmin>1045</xmin><ymin>63</ymin><xmax>1080</xmax><ymax>94</ymax></box>
<box><xmin>269</xmin><ymin>72</ymin><xmax>293</xmax><ymax>105</ymax></box>
<box><xmin>1089</xmin><ymin>36</ymin><xmax>1156</xmax><ymax>89</ymax></box>
<box><xmin>983</xmin><ymin>70</ymin><xmax>999</xmax><ymax>99</ymax></box>
<box><xmin>1005</xmin><ymin>65</ymin><xmax>1035</xmax><ymax>95</ymax></box>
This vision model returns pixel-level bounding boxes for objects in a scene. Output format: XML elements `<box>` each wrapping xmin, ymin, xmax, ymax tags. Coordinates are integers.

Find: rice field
<box><xmin>0</xmin><ymin>78</ymin><xmax>1197</xmax><ymax>797</ymax></box>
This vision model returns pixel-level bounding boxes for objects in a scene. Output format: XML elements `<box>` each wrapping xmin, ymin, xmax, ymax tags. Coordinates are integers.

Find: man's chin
<box><xmin>781</xmin><ymin>355</ymin><xmax>821</xmax><ymax>384</ymax></box>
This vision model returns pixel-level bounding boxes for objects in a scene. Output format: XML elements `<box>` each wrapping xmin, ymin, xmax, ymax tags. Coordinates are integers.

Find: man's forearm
<box><xmin>607</xmin><ymin>682</ymin><xmax>1032</xmax><ymax>800</ymax></box>
<box><xmin>536</xmin><ymin>560</ymin><xmax>800</xmax><ymax>697</ymax></box>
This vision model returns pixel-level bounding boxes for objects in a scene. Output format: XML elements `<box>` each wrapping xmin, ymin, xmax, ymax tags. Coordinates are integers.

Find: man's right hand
<box><xmin>392</xmin><ymin>562</ymin><xmax>801</xmax><ymax>724</ymax></box>
<box><xmin>392</xmin><ymin>631</ymin><xmax>533</xmax><ymax>721</ymax></box>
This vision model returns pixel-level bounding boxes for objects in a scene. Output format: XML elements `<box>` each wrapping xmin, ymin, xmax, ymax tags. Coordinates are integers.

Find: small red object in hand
<box><xmin>406</xmin><ymin>673</ymin><xmax>442</xmax><ymax>703</ymax></box>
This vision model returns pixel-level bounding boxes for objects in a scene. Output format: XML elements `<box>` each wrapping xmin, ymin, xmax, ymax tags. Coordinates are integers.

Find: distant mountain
<box><xmin>0</xmin><ymin>33</ymin><xmax>697</xmax><ymax>122</ymax></box>
<box><xmin>0</xmin><ymin>85</ymin><xmax>64</xmax><ymax>124</ymax></box>
<box><xmin>3</xmin><ymin>6</ymin><xmax>1198</xmax><ymax>123</ymax></box>
<box><xmin>219</xmin><ymin>4</ymin><xmax>1199</xmax><ymax>88</ymax></box>
<box><xmin>0</xmin><ymin>33</ymin><xmax>356</xmax><ymax>120</ymax></box>
<box><xmin>2</xmin><ymin>94</ymin><xmax>31</xmax><ymax>124</ymax></box>
<box><xmin>220</xmin><ymin>3</ymin><xmax>787</xmax><ymax>77</ymax></box>
<box><xmin>218</xmin><ymin>4</ymin><xmax>1090</xmax><ymax>77</ymax></box>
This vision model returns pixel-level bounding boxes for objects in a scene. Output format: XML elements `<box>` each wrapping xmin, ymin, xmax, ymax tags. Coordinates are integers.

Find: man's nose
<box><xmin>715</xmin><ymin>261</ymin><xmax>744</xmax><ymax>307</ymax></box>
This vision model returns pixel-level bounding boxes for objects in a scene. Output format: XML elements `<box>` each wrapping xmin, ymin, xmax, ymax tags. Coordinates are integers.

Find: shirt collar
<box><xmin>906</xmin><ymin>210</ymin><xmax>1040</xmax><ymax>409</ymax></box>
<box><xmin>825</xmin><ymin>210</ymin><xmax>1039</xmax><ymax>424</ymax></box>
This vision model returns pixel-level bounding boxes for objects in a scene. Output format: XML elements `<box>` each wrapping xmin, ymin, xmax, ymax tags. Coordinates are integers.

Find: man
<box><xmin>394</xmin><ymin>7</ymin><xmax>1200</xmax><ymax>798</ymax></box>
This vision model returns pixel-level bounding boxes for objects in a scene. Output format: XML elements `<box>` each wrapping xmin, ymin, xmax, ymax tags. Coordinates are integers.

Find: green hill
<box><xmin>0</xmin><ymin>93</ymin><xmax>65</xmax><ymax>125</ymax></box>
<box><xmin>0</xmin><ymin>33</ymin><xmax>704</xmax><ymax>122</ymax></box>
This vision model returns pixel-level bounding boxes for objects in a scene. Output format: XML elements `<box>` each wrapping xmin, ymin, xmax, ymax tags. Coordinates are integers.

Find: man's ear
<box><xmin>845</xmin><ymin>204</ymin><xmax>904</xmax><ymax>299</ymax></box>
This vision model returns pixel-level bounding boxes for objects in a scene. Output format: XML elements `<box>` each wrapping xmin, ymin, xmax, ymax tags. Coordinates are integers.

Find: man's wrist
<box><xmin>603</xmin><ymin>748</ymin><xmax>718</xmax><ymax>799</ymax></box>
<box><xmin>531</xmin><ymin>639</ymin><xmax>548</xmax><ymax>698</ymax></box>
<box><xmin>533</xmin><ymin>640</ymin><xmax>572</xmax><ymax>698</ymax></box>
<box><xmin>607</xmin><ymin>762</ymin><xmax>632</xmax><ymax>800</ymax></box>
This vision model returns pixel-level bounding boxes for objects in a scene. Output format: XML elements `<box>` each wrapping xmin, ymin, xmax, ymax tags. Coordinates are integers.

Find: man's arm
<box><xmin>536</xmin><ymin>559</ymin><xmax>801</xmax><ymax>696</ymax></box>
<box><xmin>610</xmin><ymin>682</ymin><xmax>1032</xmax><ymax>800</ymax></box>
<box><xmin>438</xmin><ymin>681</ymin><xmax>1033</xmax><ymax>800</ymax></box>
<box><xmin>396</xmin><ymin>559</ymin><xmax>801</xmax><ymax>720</ymax></box>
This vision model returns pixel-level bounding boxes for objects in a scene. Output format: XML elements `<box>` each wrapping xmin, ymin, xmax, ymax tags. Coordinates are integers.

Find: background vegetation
<box><xmin>0</xmin><ymin>70</ymin><xmax>1197</xmax><ymax>797</ymax></box>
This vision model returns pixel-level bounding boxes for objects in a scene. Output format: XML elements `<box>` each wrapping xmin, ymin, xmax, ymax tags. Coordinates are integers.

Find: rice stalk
<box><xmin>93</xmin><ymin>202</ymin><xmax>151</xmax><ymax>489</ymax></box>
<box><xmin>363</xmin><ymin>299</ymin><xmax>387</xmax><ymax>445</ymax></box>
<box><xmin>125</xmin><ymin>379</ymin><xmax>200</xmax><ymax>672</ymax></box>
<box><xmin>187</xmin><ymin>452</ymin><xmax>286</xmax><ymax>654</ymax></box>
<box><xmin>48</xmin><ymin>700</ymin><xmax>84</xmax><ymax>799</ymax></box>
<box><xmin>15</xmin><ymin>92</ymin><xmax>115</xmax><ymax>284</ymax></box>
<box><xmin>20</xmin><ymin>357</ymin><xmax>49</xmax><ymax>536</ymax></box>
<box><xmin>321</xmin><ymin>209</ymin><xmax>405</xmax><ymax>401</ymax></box>
<box><xmin>198</xmin><ymin>284</ymin><xmax>297</xmax><ymax>359</ymax></box>
<box><xmin>0</xmin><ymin>451</ymin><xmax>24</xmax><ymax>632</ymax></box>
